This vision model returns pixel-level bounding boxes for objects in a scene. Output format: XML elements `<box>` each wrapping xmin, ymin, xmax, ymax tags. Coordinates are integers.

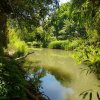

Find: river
<box><xmin>26</xmin><ymin>48</ymin><xmax>100</xmax><ymax>100</ymax></box>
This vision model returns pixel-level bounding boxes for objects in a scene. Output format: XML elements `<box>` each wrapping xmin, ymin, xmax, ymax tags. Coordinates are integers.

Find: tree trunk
<box><xmin>0</xmin><ymin>13</ymin><xmax>8</xmax><ymax>48</ymax></box>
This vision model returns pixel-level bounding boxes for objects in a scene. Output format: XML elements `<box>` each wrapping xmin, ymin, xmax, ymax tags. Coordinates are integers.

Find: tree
<box><xmin>70</xmin><ymin>0</ymin><xmax>100</xmax><ymax>35</ymax></box>
<box><xmin>0</xmin><ymin>0</ymin><xmax>59</xmax><ymax>99</ymax></box>
<box><xmin>0</xmin><ymin>0</ymin><xmax>58</xmax><ymax>48</ymax></box>
<box><xmin>44</xmin><ymin>2</ymin><xmax>87</xmax><ymax>40</ymax></box>
<box><xmin>44</xmin><ymin>2</ymin><xmax>71</xmax><ymax>39</ymax></box>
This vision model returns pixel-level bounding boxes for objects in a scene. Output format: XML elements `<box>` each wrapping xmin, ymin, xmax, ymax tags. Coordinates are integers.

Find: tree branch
<box><xmin>15</xmin><ymin>52</ymin><xmax>34</xmax><ymax>61</ymax></box>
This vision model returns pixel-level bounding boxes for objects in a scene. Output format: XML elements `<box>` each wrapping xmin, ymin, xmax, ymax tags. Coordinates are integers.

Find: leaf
<box><xmin>86</xmin><ymin>70</ymin><xmax>90</xmax><ymax>75</ymax></box>
<box><xmin>80</xmin><ymin>91</ymin><xmax>86</xmax><ymax>96</ymax></box>
<box><xmin>83</xmin><ymin>92</ymin><xmax>88</xmax><ymax>99</ymax></box>
<box><xmin>97</xmin><ymin>92</ymin><xmax>100</xmax><ymax>100</ymax></box>
<box><xmin>89</xmin><ymin>92</ymin><xmax>92</xmax><ymax>100</ymax></box>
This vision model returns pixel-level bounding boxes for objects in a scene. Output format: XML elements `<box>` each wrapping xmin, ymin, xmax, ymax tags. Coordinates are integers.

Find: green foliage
<box><xmin>0</xmin><ymin>0</ymin><xmax>58</xmax><ymax>48</ymax></box>
<box><xmin>34</xmin><ymin>27</ymin><xmax>45</xmax><ymax>42</ymax></box>
<box><xmin>0</xmin><ymin>0</ymin><xmax>59</xmax><ymax>99</ymax></box>
<box><xmin>71</xmin><ymin>39</ymin><xmax>100</xmax><ymax>79</ymax></box>
<box><xmin>32</xmin><ymin>41</ymin><xmax>42</xmax><ymax>48</ymax></box>
<box><xmin>0</xmin><ymin>0</ymin><xmax>57</xmax><ymax>26</ymax></box>
<box><xmin>44</xmin><ymin>2</ymin><xmax>87</xmax><ymax>41</ymax></box>
<box><xmin>0</xmin><ymin>55</ymin><xmax>50</xmax><ymax>99</ymax></box>
<box><xmin>70</xmin><ymin>0</ymin><xmax>100</xmax><ymax>34</ymax></box>
<box><xmin>0</xmin><ymin>44</ymin><xmax>4</xmax><ymax>56</ymax></box>
<box><xmin>72</xmin><ymin>40</ymin><xmax>100</xmax><ymax>63</ymax></box>
<box><xmin>0</xmin><ymin>0</ymin><xmax>99</xmax><ymax>99</ymax></box>
<box><xmin>0</xmin><ymin>57</ymin><xmax>26</xmax><ymax>99</ymax></box>
<box><xmin>59</xmin><ymin>21</ymin><xmax>87</xmax><ymax>40</ymax></box>
<box><xmin>48</xmin><ymin>40</ymin><xmax>69</xmax><ymax>49</ymax></box>
<box><xmin>44</xmin><ymin>3</ymin><xmax>71</xmax><ymax>39</ymax></box>
<box><xmin>65</xmin><ymin>38</ymin><xmax>83</xmax><ymax>50</ymax></box>
<box><xmin>8</xmin><ymin>27</ymin><xmax>28</xmax><ymax>57</ymax></box>
<box><xmin>48</xmin><ymin>38</ymin><xmax>83</xmax><ymax>50</ymax></box>
<box><xmin>45</xmin><ymin>1</ymin><xmax>100</xmax><ymax>80</ymax></box>
<box><xmin>27</xmin><ymin>41</ymin><xmax>42</xmax><ymax>48</ymax></box>
<box><xmin>13</xmin><ymin>41</ymin><xmax>28</xmax><ymax>57</ymax></box>
<box><xmin>32</xmin><ymin>26</ymin><xmax>50</xmax><ymax>47</ymax></box>
<box><xmin>26</xmin><ymin>26</ymin><xmax>56</xmax><ymax>48</ymax></box>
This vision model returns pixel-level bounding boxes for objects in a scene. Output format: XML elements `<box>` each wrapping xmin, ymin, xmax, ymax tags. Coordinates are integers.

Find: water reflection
<box><xmin>25</xmin><ymin>67</ymin><xmax>50</xmax><ymax>100</ymax></box>
<box><xmin>40</xmin><ymin>73</ymin><xmax>74</xmax><ymax>100</ymax></box>
<box><xmin>27</xmin><ymin>67</ymin><xmax>74</xmax><ymax>100</ymax></box>
<box><xmin>27</xmin><ymin>48</ymin><xmax>100</xmax><ymax>100</ymax></box>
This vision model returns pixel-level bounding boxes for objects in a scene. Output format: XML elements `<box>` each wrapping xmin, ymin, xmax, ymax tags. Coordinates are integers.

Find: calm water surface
<box><xmin>27</xmin><ymin>48</ymin><xmax>100</xmax><ymax>100</ymax></box>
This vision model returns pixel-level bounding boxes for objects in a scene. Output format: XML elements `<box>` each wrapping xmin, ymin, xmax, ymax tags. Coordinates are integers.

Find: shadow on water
<box><xmin>0</xmin><ymin>55</ymin><xmax>71</xmax><ymax>100</ymax></box>
<box><xmin>0</xmin><ymin>57</ymin><xmax>51</xmax><ymax>100</ymax></box>
<box><xmin>45</xmin><ymin>66</ymin><xmax>73</xmax><ymax>87</ymax></box>
<box><xmin>25</xmin><ymin>67</ymin><xmax>51</xmax><ymax>100</ymax></box>
<box><xmin>40</xmin><ymin>72</ymin><xmax>74</xmax><ymax>100</ymax></box>
<box><xmin>27</xmin><ymin>66</ymin><xmax>74</xmax><ymax>100</ymax></box>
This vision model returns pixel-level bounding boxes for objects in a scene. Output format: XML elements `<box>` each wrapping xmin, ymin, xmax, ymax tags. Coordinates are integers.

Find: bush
<box><xmin>27</xmin><ymin>42</ymin><xmax>33</xmax><ymax>47</ymax></box>
<box><xmin>48</xmin><ymin>39</ymin><xmax>83</xmax><ymax>50</ymax></box>
<box><xmin>8</xmin><ymin>41</ymin><xmax>28</xmax><ymax>57</ymax></box>
<box><xmin>65</xmin><ymin>38</ymin><xmax>83</xmax><ymax>50</ymax></box>
<box><xmin>14</xmin><ymin>41</ymin><xmax>28</xmax><ymax>57</ymax></box>
<box><xmin>0</xmin><ymin>58</ymin><xmax>26</xmax><ymax>99</ymax></box>
<box><xmin>48</xmin><ymin>40</ymin><xmax>69</xmax><ymax>49</ymax></box>
<box><xmin>8</xmin><ymin>27</ymin><xmax>28</xmax><ymax>57</ymax></box>
<box><xmin>27</xmin><ymin>41</ymin><xmax>41</xmax><ymax>48</ymax></box>
<box><xmin>71</xmin><ymin>41</ymin><xmax>100</xmax><ymax>78</ymax></box>
<box><xmin>32</xmin><ymin>41</ymin><xmax>42</xmax><ymax>48</ymax></box>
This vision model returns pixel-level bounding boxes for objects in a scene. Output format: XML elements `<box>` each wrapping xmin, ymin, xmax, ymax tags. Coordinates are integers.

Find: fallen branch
<box><xmin>15</xmin><ymin>52</ymin><xmax>34</xmax><ymax>61</ymax></box>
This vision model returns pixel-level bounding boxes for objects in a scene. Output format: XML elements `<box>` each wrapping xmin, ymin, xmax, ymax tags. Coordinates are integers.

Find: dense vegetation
<box><xmin>0</xmin><ymin>0</ymin><xmax>100</xmax><ymax>99</ymax></box>
<box><xmin>25</xmin><ymin>1</ymin><xmax>100</xmax><ymax>79</ymax></box>
<box><xmin>0</xmin><ymin>0</ymin><xmax>58</xmax><ymax>99</ymax></box>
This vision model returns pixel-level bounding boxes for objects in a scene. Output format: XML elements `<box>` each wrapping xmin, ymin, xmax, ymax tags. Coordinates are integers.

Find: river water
<box><xmin>27</xmin><ymin>48</ymin><xmax>100</xmax><ymax>100</ymax></box>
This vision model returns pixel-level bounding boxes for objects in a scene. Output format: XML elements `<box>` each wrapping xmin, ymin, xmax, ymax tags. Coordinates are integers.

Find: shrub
<box><xmin>48</xmin><ymin>40</ymin><xmax>69</xmax><ymax>49</ymax></box>
<box><xmin>8</xmin><ymin>41</ymin><xmax>28</xmax><ymax>57</ymax></box>
<box><xmin>27</xmin><ymin>42</ymin><xmax>33</xmax><ymax>47</ymax></box>
<box><xmin>32</xmin><ymin>41</ymin><xmax>42</xmax><ymax>48</ymax></box>
<box><xmin>65</xmin><ymin>38</ymin><xmax>83</xmax><ymax>50</ymax></box>
<box><xmin>14</xmin><ymin>41</ymin><xmax>28</xmax><ymax>57</ymax></box>
<box><xmin>48</xmin><ymin>39</ymin><xmax>83</xmax><ymax>50</ymax></box>
<box><xmin>71</xmin><ymin>41</ymin><xmax>100</xmax><ymax>76</ymax></box>
<box><xmin>27</xmin><ymin>41</ymin><xmax>41</xmax><ymax>48</ymax></box>
<box><xmin>8</xmin><ymin>28</ymin><xmax>28</xmax><ymax>57</ymax></box>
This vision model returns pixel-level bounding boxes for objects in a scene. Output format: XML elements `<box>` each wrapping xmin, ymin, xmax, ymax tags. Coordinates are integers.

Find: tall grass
<box><xmin>8</xmin><ymin>28</ymin><xmax>28</xmax><ymax>57</ymax></box>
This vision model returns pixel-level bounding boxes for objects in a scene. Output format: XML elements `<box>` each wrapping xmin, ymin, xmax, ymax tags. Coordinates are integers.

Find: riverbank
<box><xmin>29</xmin><ymin>44</ymin><xmax>100</xmax><ymax>80</ymax></box>
<box><xmin>26</xmin><ymin>48</ymin><xmax>100</xmax><ymax>100</ymax></box>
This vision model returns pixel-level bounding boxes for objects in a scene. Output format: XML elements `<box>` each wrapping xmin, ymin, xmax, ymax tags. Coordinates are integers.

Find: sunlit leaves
<box><xmin>70</xmin><ymin>0</ymin><xmax>100</xmax><ymax>32</ymax></box>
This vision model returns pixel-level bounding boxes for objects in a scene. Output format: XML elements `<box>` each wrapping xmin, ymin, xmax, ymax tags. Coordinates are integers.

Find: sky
<box><xmin>59</xmin><ymin>0</ymin><xmax>70</xmax><ymax>4</ymax></box>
